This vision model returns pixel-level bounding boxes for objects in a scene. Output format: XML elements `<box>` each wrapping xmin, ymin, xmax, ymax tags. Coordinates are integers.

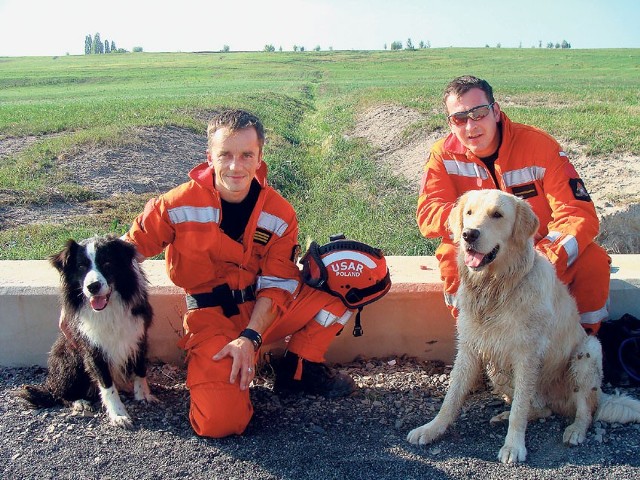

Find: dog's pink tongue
<box><xmin>90</xmin><ymin>295</ymin><xmax>108</xmax><ymax>311</ymax></box>
<box><xmin>465</xmin><ymin>250</ymin><xmax>485</xmax><ymax>268</ymax></box>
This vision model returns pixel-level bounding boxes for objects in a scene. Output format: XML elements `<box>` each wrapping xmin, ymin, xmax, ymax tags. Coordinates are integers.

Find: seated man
<box><xmin>417</xmin><ymin>75</ymin><xmax>610</xmax><ymax>334</ymax></box>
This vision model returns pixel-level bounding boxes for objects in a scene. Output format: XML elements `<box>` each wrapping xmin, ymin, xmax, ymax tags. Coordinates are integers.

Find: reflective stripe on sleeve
<box><xmin>257</xmin><ymin>212</ymin><xmax>289</xmax><ymax>237</ymax></box>
<box><xmin>444</xmin><ymin>292</ymin><xmax>457</xmax><ymax>308</ymax></box>
<box><xmin>256</xmin><ymin>275</ymin><xmax>299</xmax><ymax>294</ymax></box>
<box><xmin>168</xmin><ymin>206</ymin><xmax>220</xmax><ymax>225</ymax></box>
<box><xmin>443</xmin><ymin>159</ymin><xmax>488</xmax><ymax>180</ymax></box>
<box><xmin>545</xmin><ymin>231</ymin><xmax>562</xmax><ymax>243</ymax></box>
<box><xmin>546</xmin><ymin>231</ymin><xmax>579</xmax><ymax>267</ymax></box>
<box><xmin>314</xmin><ymin>309</ymin><xmax>354</xmax><ymax>328</ymax></box>
<box><xmin>559</xmin><ymin>235</ymin><xmax>579</xmax><ymax>267</ymax></box>
<box><xmin>502</xmin><ymin>166</ymin><xmax>546</xmax><ymax>188</ymax></box>
<box><xmin>580</xmin><ymin>305</ymin><xmax>609</xmax><ymax>325</ymax></box>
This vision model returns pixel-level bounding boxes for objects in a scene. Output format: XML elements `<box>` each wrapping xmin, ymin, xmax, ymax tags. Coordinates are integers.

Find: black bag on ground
<box><xmin>598</xmin><ymin>313</ymin><xmax>640</xmax><ymax>387</ymax></box>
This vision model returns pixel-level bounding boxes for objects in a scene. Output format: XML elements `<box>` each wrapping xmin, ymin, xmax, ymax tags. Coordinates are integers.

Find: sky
<box><xmin>0</xmin><ymin>0</ymin><xmax>638</xmax><ymax>56</ymax></box>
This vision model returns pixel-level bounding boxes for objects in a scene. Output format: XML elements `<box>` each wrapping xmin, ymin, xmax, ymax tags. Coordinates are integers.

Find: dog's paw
<box><xmin>109</xmin><ymin>413</ymin><xmax>133</xmax><ymax>429</ymax></box>
<box><xmin>70</xmin><ymin>399</ymin><xmax>95</xmax><ymax>416</ymax></box>
<box><xmin>490</xmin><ymin>410</ymin><xmax>510</xmax><ymax>424</ymax></box>
<box><xmin>407</xmin><ymin>421</ymin><xmax>443</xmax><ymax>445</ymax></box>
<box><xmin>498</xmin><ymin>441</ymin><xmax>527</xmax><ymax>463</ymax></box>
<box><xmin>133</xmin><ymin>377</ymin><xmax>159</xmax><ymax>403</ymax></box>
<box><xmin>138</xmin><ymin>393</ymin><xmax>160</xmax><ymax>404</ymax></box>
<box><xmin>562</xmin><ymin>423</ymin><xmax>587</xmax><ymax>445</ymax></box>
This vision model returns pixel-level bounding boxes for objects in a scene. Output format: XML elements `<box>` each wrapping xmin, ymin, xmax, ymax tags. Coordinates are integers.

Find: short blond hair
<box><xmin>207</xmin><ymin>109</ymin><xmax>265</xmax><ymax>150</ymax></box>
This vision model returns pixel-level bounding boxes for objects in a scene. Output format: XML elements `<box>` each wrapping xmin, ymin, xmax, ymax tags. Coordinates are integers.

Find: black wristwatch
<box><xmin>239</xmin><ymin>328</ymin><xmax>263</xmax><ymax>351</ymax></box>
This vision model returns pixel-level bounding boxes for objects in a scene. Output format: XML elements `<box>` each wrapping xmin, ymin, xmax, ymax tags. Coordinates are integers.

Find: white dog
<box><xmin>407</xmin><ymin>189</ymin><xmax>640</xmax><ymax>463</ymax></box>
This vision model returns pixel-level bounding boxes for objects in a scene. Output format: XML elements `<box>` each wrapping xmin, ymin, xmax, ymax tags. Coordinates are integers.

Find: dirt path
<box><xmin>0</xmin><ymin>126</ymin><xmax>206</xmax><ymax>228</ymax></box>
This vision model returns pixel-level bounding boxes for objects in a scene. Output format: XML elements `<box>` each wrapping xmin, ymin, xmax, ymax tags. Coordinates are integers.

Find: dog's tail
<box><xmin>595</xmin><ymin>391</ymin><xmax>640</xmax><ymax>423</ymax></box>
<box><xmin>16</xmin><ymin>385</ymin><xmax>61</xmax><ymax>409</ymax></box>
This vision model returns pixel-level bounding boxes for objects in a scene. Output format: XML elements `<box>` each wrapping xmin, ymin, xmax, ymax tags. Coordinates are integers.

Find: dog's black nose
<box><xmin>462</xmin><ymin>228</ymin><xmax>480</xmax><ymax>243</ymax></box>
<box><xmin>87</xmin><ymin>281</ymin><xmax>102</xmax><ymax>294</ymax></box>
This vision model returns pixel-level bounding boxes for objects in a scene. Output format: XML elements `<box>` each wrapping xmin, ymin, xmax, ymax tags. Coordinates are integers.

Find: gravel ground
<box><xmin>2</xmin><ymin>356</ymin><xmax>640</xmax><ymax>480</ymax></box>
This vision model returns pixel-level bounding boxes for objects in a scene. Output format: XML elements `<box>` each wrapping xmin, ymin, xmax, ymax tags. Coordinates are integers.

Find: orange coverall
<box><xmin>126</xmin><ymin>162</ymin><xmax>350</xmax><ymax>437</ymax></box>
<box><xmin>417</xmin><ymin>112</ymin><xmax>610</xmax><ymax>333</ymax></box>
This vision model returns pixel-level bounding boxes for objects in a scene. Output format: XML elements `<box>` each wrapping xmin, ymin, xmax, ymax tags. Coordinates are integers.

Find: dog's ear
<box><xmin>49</xmin><ymin>239</ymin><xmax>79</xmax><ymax>272</ymax></box>
<box><xmin>113</xmin><ymin>238</ymin><xmax>138</xmax><ymax>263</ymax></box>
<box><xmin>512</xmin><ymin>198</ymin><xmax>539</xmax><ymax>246</ymax></box>
<box><xmin>447</xmin><ymin>194</ymin><xmax>467</xmax><ymax>243</ymax></box>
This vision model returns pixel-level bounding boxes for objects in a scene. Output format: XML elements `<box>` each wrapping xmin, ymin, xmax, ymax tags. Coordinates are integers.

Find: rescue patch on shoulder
<box><xmin>569</xmin><ymin>178</ymin><xmax>592</xmax><ymax>202</ymax></box>
<box><xmin>253</xmin><ymin>228</ymin><xmax>272</xmax><ymax>245</ymax></box>
<box><xmin>511</xmin><ymin>183</ymin><xmax>538</xmax><ymax>199</ymax></box>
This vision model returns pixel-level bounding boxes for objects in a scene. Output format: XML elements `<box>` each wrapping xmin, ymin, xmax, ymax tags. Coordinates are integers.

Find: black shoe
<box><xmin>271</xmin><ymin>351</ymin><xmax>356</xmax><ymax>398</ymax></box>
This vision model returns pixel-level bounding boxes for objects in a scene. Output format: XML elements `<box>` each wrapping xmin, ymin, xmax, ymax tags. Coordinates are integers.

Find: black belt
<box><xmin>186</xmin><ymin>283</ymin><xmax>256</xmax><ymax>317</ymax></box>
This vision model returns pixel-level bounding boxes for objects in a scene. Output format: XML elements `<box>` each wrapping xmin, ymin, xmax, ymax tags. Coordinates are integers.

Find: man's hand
<box><xmin>211</xmin><ymin>296</ymin><xmax>275</xmax><ymax>390</ymax></box>
<box><xmin>58</xmin><ymin>309</ymin><xmax>78</xmax><ymax>349</ymax></box>
<box><xmin>212</xmin><ymin>338</ymin><xmax>256</xmax><ymax>391</ymax></box>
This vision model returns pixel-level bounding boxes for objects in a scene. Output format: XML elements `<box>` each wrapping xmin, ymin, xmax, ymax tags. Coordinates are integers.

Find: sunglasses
<box><xmin>447</xmin><ymin>103</ymin><xmax>495</xmax><ymax>126</ymax></box>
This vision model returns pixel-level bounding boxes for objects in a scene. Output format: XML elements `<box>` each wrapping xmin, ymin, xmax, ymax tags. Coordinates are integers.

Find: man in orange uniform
<box><xmin>417</xmin><ymin>75</ymin><xmax>610</xmax><ymax>334</ymax></box>
<box><xmin>125</xmin><ymin>109</ymin><xmax>355</xmax><ymax>437</ymax></box>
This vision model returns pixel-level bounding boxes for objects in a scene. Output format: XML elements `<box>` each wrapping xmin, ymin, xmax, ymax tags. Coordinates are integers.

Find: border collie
<box><xmin>18</xmin><ymin>235</ymin><xmax>157</xmax><ymax>428</ymax></box>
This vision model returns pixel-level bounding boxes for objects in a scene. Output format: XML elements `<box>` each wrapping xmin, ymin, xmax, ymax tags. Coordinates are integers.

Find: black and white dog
<box><xmin>18</xmin><ymin>235</ymin><xmax>157</xmax><ymax>428</ymax></box>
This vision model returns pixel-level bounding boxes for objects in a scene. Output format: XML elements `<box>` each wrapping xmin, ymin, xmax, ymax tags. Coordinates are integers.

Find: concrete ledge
<box><xmin>1</xmin><ymin>256</ymin><xmax>638</xmax><ymax>367</ymax></box>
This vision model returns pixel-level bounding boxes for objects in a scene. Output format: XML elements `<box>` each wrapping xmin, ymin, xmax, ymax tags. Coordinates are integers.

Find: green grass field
<box><xmin>1</xmin><ymin>48</ymin><xmax>639</xmax><ymax>259</ymax></box>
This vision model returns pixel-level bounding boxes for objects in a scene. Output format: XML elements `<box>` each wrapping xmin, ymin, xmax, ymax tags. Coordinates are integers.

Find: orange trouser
<box><xmin>179</xmin><ymin>285</ymin><xmax>348</xmax><ymax>438</ymax></box>
<box><xmin>437</xmin><ymin>241</ymin><xmax>611</xmax><ymax>334</ymax></box>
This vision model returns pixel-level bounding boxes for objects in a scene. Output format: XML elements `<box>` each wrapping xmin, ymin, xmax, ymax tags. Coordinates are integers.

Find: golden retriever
<box><xmin>407</xmin><ymin>189</ymin><xmax>640</xmax><ymax>463</ymax></box>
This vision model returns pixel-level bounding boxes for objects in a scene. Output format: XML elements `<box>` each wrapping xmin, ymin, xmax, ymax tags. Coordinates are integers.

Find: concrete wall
<box><xmin>1</xmin><ymin>255</ymin><xmax>638</xmax><ymax>367</ymax></box>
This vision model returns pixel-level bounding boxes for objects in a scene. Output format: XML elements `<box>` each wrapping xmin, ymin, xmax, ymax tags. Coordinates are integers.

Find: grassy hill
<box><xmin>1</xmin><ymin>48</ymin><xmax>638</xmax><ymax>259</ymax></box>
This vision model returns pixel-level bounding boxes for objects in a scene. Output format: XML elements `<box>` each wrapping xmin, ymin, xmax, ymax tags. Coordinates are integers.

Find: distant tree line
<box><xmin>223</xmin><ymin>44</ymin><xmax>330</xmax><ymax>53</ymax></box>
<box><xmin>548</xmin><ymin>40</ymin><xmax>572</xmax><ymax>49</ymax></box>
<box><xmin>384</xmin><ymin>38</ymin><xmax>571</xmax><ymax>50</ymax></box>
<box><xmin>84</xmin><ymin>33</ymin><xmax>140</xmax><ymax>54</ymax></box>
<box><xmin>486</xmin><ymin>40</ymin><xmax>572</xmax><ymax>48</ymax></box>
<box><xmin>218</xmin><ymin>38</ymin><xmax>572</xmax><ymax>54</ymax></box>
<box><xmin>385</xmin><ymin>38</ymin><xmax>431</xmax><ymax>50</ymax></box>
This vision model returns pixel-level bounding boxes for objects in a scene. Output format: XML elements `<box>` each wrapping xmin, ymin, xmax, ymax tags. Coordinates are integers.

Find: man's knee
<box><xmin>188</xmin><ymin>382</ymin><xmax>253</xmax><ymax>438</ymax></box>
<box><xmin>570</xmin><ymin>242</ymin><xmax>610</xmax><ymax>334</ymax></box>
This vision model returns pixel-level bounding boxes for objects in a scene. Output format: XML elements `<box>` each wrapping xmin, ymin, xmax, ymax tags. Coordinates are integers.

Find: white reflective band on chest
<box><xmin>314</xmin><ymin>309</ymin><xmax>354</xmax><ymax>328</ymax></box>
<box><xmin>545</xmin><ymin>231</ymin><xmax>579</xmax><ymax>267</ymax></box>
<box><xmin>502</xmin><ymin>166</ymin><xmax>546</xmax><ymax>188</ymax></box>
<box><xmin>168</xmin><ymin>206</ymin><xmax>220</xmax><ymax>225</ymax></box>
<box><xmin>443</xmin><ymin>159</ymin><xmax>488</xmax><ymax>180</ymax></box>
<box><xmin>256</xmin><ymin>275</ymin><xmax>299</xmax><ymax>294</ymax></box>
<box><xmin>257</xmin><ymin>212</ymin><xmax>288</xmax><ymax>237</ymax></box>
<box><xmin>322</xmin><ymin>251</ymin><xmax>377</xmax><ymax>269</ymax></box>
